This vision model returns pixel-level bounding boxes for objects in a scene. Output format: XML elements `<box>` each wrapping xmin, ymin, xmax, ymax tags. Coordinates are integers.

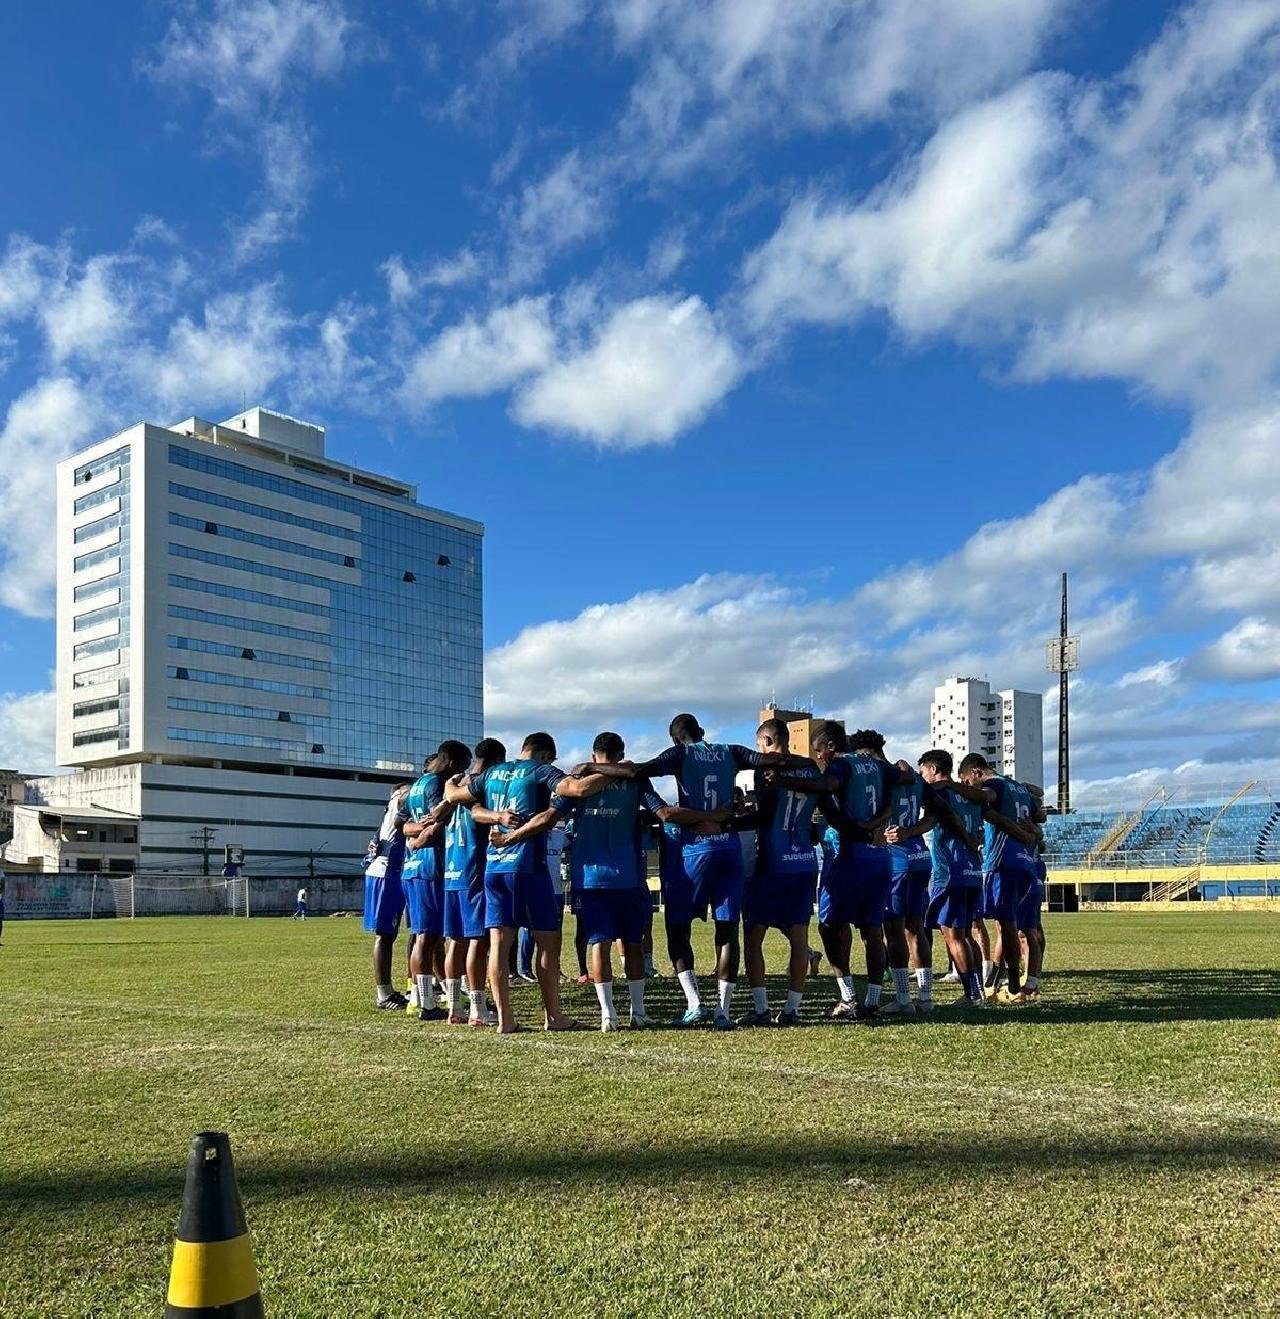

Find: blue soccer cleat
<box><xmin>672</xmin><ymin>1005</ymin><xmax>712</xmax><ymax>1029</ymax></box>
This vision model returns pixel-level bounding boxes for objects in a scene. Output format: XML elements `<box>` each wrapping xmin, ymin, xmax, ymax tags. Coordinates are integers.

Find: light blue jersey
<box><xmin>468</xmin><ymin>760</ymin><xmax>566</xmax><ymax>874</ymax></box>
<box><xmin>821</xmin><ymin>753</ymin><xmax>899</xmax><ymax>853</ymax></box>
<box><xmin>982</xmin><ymin>775</ymin><xmax>1035</xmax><ymax>874</ymax></box>
<box><xmin>552</xmin><ymin>777</ymin><xmax>664</xmax><ymax>891</ymax></box>
<box><xmin>888</xmin><ymin>769</ymin><xmax>929</xmax><ymax>864</ymax></box>
<box><xmin>443</xmin><ymin>803</ymin><xmax>485</xmax><ymax>893</ymax></box>
<box><xmin>404</xmin><ymin>770</ymin><xmax>446</xmax><ymax>881</ymax></box>
<box><xmin>647</xmin><ymin>741</ymin><xmax>760</xmax><ymax>850</ymax></box>
<box><xmin>926</xmin><ymin>785</ymin><xmax>983</xmax><ymax>889</ymax></box>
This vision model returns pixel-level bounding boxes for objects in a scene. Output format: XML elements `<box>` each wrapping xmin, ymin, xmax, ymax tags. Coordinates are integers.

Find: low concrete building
<box><xmin>3</xmin><ymin>803</ymin><xmax>140</xmax><ymax>874</ymax></box>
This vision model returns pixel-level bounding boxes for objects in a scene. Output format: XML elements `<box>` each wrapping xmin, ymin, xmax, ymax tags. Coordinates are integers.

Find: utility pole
<box><xmin>191</xmin><ymin>826</ymin><xmax>216</xmax><ymax>876</ymax></box>
<box><xmin>1044</xmin><ymin>573</ymin><xmax>1080</xmax><ymax>814</ymax></box>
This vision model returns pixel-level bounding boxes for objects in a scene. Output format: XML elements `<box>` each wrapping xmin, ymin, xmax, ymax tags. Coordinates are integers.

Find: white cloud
<box><xmin>151</xmin><ymin>0</ymin><xmax>351</xmax><ymax>114</ymax></box>
<box><xmin>151</xmin><ymin>0</ymin><xmax>354</xmax><ymax>257</ymax></box>
<box><xmin>513</xmin><ymin>294</ymin><xmax>741</xmax><ymax>446</ymax></box>
<box><xmin>608</xmin><ymin>0</ymin><xmax>1067</xmax><ymax>176</ymax></box>
<box><xmin>0</xmin><ymin>378</ymin><xmax>100</xmax><ymax>617</ymax></box>
<box><xmin>742</xmin><ymin>0</ymin><xmax>1280</xmax><ymax>408</ymax></box>
<box><xmin>504</xmin><ymin>151</ymin><xmax>610</xmax><ymax>285</ymax></box>
<box><xmin>400</xmin><ymin>297</ymin><xmax>555</xmax><ymax>405</ymax></box>
<box><xmin>0</xmin><ymin>689</ymin><xmax>56</xmax><ymax>773</ymax></box>
<box><xmin>1194</xmin><ymin>617</ymin><xmax>1280</xmax><ymax>682</ymax></box>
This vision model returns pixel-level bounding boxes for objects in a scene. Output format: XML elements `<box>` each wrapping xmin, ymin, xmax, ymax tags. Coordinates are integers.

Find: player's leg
<box><xmin>586</xmin><ymin>898</ymin><xmax>620</xmax><ymax>1033</ymax></box>
<box><xmin>520</xmin><ymin>870</ymin><xmax>578</xmax><ymax>1030</ymax></box>
<box><xmin>365</xmin><ymin>867</ymin><xmax>407</xmax><ymax>1010</ymax></box>
<box><xmin>488</xmin><ymin>926</ymin><xmax>517</xmax><ymax>1033</ymax></box>
<box><xmin>777</xmin><ymin>920</ymin><xmax>810</xmax><ymax>1025</ymax></box>
<box><xmin>517</xmin><ymin>926</ymin><xmax>536</xmax><ymax>982</ymax></box>
<box><xmin>665</xmin><ymin>856</ymin><xmax>707</xmax><ymax>1025</ymax></box>
<box><xmin>739</xmin><ymin>872</ymin><xmax>771</xmax><ymax>1026</ymax></box>
<box><xmin>972</xmin><ymin>910</ymin><xmax>994</xmax><ymax>988</ymax></box>
<box><xmin>882</xmin><ymin>850</ymin><xmax>914</xmax><ymax>1015</ymax></box>
<box><xmin>641</xmin><ymin>894</ymin><xmax>656</xmax><ymax>977</ymax></box>
<box><xmin>709</xmin><ymin>846</ymin><xmax>744</xmax><ymax>1030</ymax></box>
<box><xmin>906</xmin><ymin>908</ymin><xmax>932</xmax><ymax>1014</ymax></box>
<box><xmin>442</xmin><ymin>891</ymin><xmax>468</xmax><ymax>1025</ymax></box>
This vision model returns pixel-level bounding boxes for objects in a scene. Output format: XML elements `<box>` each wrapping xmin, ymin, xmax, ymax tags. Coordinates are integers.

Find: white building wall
<box><xmin>930</xmin><ymin>676</ymin><xmax>1044</xmax><ymax>785</ymax></box>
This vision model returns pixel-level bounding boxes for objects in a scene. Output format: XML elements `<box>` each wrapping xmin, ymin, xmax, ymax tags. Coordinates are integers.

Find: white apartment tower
<box><xmin>929</xmin><ymin>677</ymin><xmax>1044</xmax><ymax>787</ymax></box>
<box><xmin>30</xmin><ymin>406</ymin><xmax>484</xmax><ymax>874</ymax></box>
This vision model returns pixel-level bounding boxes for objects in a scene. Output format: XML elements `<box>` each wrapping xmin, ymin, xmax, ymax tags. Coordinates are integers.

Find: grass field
<box><xmin>2</xmin><ymin>912</ymin><xmax>1279</xmax><ymax>1317</ymax></box>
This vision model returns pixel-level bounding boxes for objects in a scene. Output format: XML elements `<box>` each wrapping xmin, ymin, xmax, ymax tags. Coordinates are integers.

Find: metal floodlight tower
<box><xmin>1044</xmin><ymin>572</ymin><xmax>1080</xmax><ymax>814</ymax></box>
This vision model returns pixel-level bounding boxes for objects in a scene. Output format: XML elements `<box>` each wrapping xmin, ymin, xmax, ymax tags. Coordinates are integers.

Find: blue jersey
<box><xmin>647</xmin><ymin>741</ymin><xmax>760</xmax><ymax>849</ymax></box>
<box><xmin>982</xmin><ymin>775</ymin><xmax>1034</xmax><ymax>874</ymax></box>
<box><xmin>552</xmin><ymin>777</ymin><xmax>663</xmax><ymax>891</ymax></box>
<box><xmin>887</xmin><ymin>770</ymin><xmax>929</xmax><ymax>862</ymax></box>
<box><xmin>443</xmin><ymin>803</ymin><xmax>486</xmax><ymax>892</ymax></box>
<box><xmin>405</xmin><ymin>770</ymin><xmax>447</xmax><ymax>879</ymax></box>
<box><xmin>926</xmin><ymin>785</ymin><xmax>983</xmax><ymax>888</ymax></box>
<box><xmin>658</xmin><ymin>819</ymin><xmax>686</xmax><ymax>885</ymax></box>
<box><xmin>754</xmin><ymin>763</ymin><xmax>821</xmax><ymax>875</ymax></box>
<box><xmin>820</xmin><ymin>753</ymin><xmax>899</xmax><ymax>852</ymax></box>
<box><xmin>468</xmin><ymin>759</ymin><xmax>566</xmax><ymax>874</ymax></box>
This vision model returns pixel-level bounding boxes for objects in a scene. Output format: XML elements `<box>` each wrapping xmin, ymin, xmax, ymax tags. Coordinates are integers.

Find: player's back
<box><xmin>929</xmin><ymin>785</ymin><xmax>983</xmax><ymax>887</ymax></box>
<box><xmin>444</xmin><ymin>803</ymin><xmax>485</xmax><ymax>890</ymax></box>
<box><xmin>888</xmin><ymin>771</ymin><xmax>928</xmax><ymax>860</ymax></box>
<box><xmin>983</xmin><ymin>775</ymin><xmax>1033</xmax><ymax>872</ymax></box>
<box><xmin>757</xmin><ymin>763</ymin><xmax>821</xmax><ymax>874</ymax></box>
<box><xmin>675</xmin><ymin>741</ymin><xmax>738</xmax><ymax>813</ymax></box>
<box><xmin>478</xmin><ymin>759</ymin><xmax>558</xmax><ymax>872</ymax></box>
<box><xmin>568</xmin><ymin>779</ymin><xmax>643</xmax><ymax>890</ymax></box>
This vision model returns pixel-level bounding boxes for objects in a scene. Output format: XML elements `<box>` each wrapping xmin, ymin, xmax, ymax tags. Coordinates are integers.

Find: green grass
<box><xmin>2</xmin><ymin>912</ymin><xmax>1279</xmax><ymax>1317</ymax></box>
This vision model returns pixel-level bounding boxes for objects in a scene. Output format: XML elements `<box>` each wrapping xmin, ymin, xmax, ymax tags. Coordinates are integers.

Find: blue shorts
<box><xmin>485</xmin><ymin>868</ymin><xmax>563</xmax><ymax>932</ymax></box>
<box><xmin>927</xmin><ymin>884</ymin><xmax>980</xmax><ymax>931</ymax></box>
<box><xmin>443</xmin><ymin>885</ymin><xmax>486</xmax><ymax>941</ymax></box>
<box><xmin>575</xmin><ymin>887</ymin><xmax>648</xmax><ymax>945</ymax></box>
<box><xmin>663</xmin><ymin>841</ymin><xmax>744</xmax><ymax>924</ymax></box>
<box><xmin>982</xmin><ymin>867</ymin><xmax>1026</xmax><ymax>924</ymax></box>
<box><xmin>743</xmin><ymin>870</ymin><xmax>816</xmax><ymax>931</ymax></box>
<box><xmin>363</xmin><ymin>870</ymin><xmax>405</xmax><ymax>937</ymax></box>
<box><xmin>886</xmin><ymin>858</ymin><xmax>931</xmax><ymax>922</ymax></box>
<box><xmin>817</xmin><ymin>845</ymin><xmax>891</xmax><ymax>930</ymax></box>
<box><xmin>1017</xmin><ymin>877</ymin><xmax>1044</xmax><ymax>931</ymax></box>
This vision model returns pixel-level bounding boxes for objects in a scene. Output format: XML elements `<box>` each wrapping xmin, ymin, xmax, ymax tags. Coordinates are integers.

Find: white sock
<box><xmin>864</xmin><ymin>983</ymin><xmax>882</xmax><ymax>1008</ymax></box>
<box><xmin>892</xmin><ymin>967</ymin><xmax>911</xmax><ymax>1004</ymax></box>
<box><xmin>717</xmin><ymin>979</ymin><xmax>735</xmax><ymax>1016</ymax></box>
<box><xmin>376</xmin><ymin>982</ymin><xmax>394</xmax><ymax>1005</ymax></box>
<box><xmin>1025</xmin><ymin>975</ymin><xmax>1039</xmax><ymax>991</ymax></box>
<box><xmin>414</xmin><ymin>975</ymin><xmax>432</xmax><ymax>1010</ymax></box>
<box><xmin>627</xmin><ymin>979</ymin><xmax>646</xmax><ymax>1015</ymax></box>
<box><xmin>466</xmin><ymin>984</ymin><xmax>488</xmax><ymax>1017</ymax></box>
<box><xmin>444</xmin><ymin>977</ymin><xmax>462</xmax><ymax>1012</ymax></box>
<box><xmin>594</xmin><ymin>980</ymin><xmax>617</xmax><ymax>1022</ymax></box>
<box><xmin>785</xmin><ymin>989</ymin><xmax>803</xmax><ymax>1013</ymax></box>
<box><xmin>751</xmin><ymin>985</ymin><xmax>769</xmax><ymax>1014</ymax></box>
<box><xmin>837</xmin><ymin>974</ymin><xmax>856</xmax><ymax>1003</ymax></box>
<box><xmin>916</xmin><ymin>967</ymin><xmax>933</xmax><ymax>1000</ymax></box>
<box><xmin>677</xmin><ymin>969</ymin><xmax>701</xmax><ymax>1010</ymax></box>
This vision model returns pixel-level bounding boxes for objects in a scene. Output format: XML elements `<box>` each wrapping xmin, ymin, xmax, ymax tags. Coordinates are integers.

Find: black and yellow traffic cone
<box><xmin>165</xmin><ymin>1132</ymin><xmax>264</xmax><ymax>1317</ymax></box>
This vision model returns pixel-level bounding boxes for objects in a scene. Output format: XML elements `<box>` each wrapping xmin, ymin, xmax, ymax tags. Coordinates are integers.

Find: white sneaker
<box><xmin>879</xmin><ymin>998</ymin><xmax>916</xmax><ymax>1017</ymax></box>
<box><xmin>941</xmin><ymin>970</ymin><xmax>962</xmax><ymax>983</ymax></box>
<box><xmin>601</xmin><ymin>1016</ymin><xmax>621</xmax><ymax>1034</ymax></box>
<box><xmin>629</xmin><ymin>1011</ymin><xmax>655</xmax><ymax>1029</ymax></box>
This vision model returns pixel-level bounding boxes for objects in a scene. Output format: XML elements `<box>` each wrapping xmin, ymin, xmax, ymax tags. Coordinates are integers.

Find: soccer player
<box><xmin>736</xmin><ymin>717</ymin><xmax>822</xmax><ymax>1026</ymax></box>
<box><xmin>1019</xmin><ymin>828</ymin><xmax>1049</xmax><ymax>999</ymax></box>
<box><xmin>442</xmin><ymin>737</ymin><xmax>506</xmax><ymax>1026</ymax></box>
<box><xmin>877</xmin><ymin>744</ymin><xmax>936</xmax><ymax>1015</ymax></box>
<box><xmin>917</xmin><ymin>750</ymin><xmax>986</xmax><ymax>1009</ymax></box>
<box><xmin>403</xmin><ymin>740</ymin><xmax>472</xmax><ymax>1022</ymax></box>
<box><xmin>771</xmin><ymin>724</ymin><xmax>908</xmax><ymax>1022</ymax></box>
<box><xmin>363</xmin><ymin>783</ymin><xmax>412</xmax><ymax>1010</ymax></box>
<box><xmin>957</xmin><ymin>753</ymin><xmax>1040</xmax><ymax>1001</ymax></box>
<box><xmin>576</xmin><ymin>713</ymin><xmax>781</xmax><ymax>1029</ymax></box>
<box><xmin>293</xmin><ymin>885</ymin><xmax>308</xmax><ymax>920</ymax></box>
<box><xmin>552</xmin><ymin>731</ymin><xmax>664</xmax><ymax>1032</ymax></box>
<box><xmin>445</xmin><ymin>732</ymin><xmax>579</xmax><ymax>1034</ymax></box>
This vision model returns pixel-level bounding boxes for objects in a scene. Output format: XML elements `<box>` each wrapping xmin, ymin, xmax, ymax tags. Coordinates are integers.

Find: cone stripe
<box><xmin>166</xmin><ymin>1235</ymin><xmax>261</xmax><ymax>1311</ymax></box>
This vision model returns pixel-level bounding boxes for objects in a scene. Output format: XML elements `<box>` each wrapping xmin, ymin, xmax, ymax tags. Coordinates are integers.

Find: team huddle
<box><xmin>360</xmin><ymin>713</ymin><xmax>1048</xmax><ymax>1034</ymax></box>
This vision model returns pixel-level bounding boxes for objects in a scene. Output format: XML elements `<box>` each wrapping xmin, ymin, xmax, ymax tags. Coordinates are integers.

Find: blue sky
<box><xmin>2</xmin><ymin>0</ymin><xmax>1279</xmax><ymax>803</ymax></box>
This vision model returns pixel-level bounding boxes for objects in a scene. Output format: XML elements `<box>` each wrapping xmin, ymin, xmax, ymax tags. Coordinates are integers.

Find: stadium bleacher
<box><xmin>1043</xmin><ymin>798</ymin><xmax>1280</xmax><ymax>866</ymax></box>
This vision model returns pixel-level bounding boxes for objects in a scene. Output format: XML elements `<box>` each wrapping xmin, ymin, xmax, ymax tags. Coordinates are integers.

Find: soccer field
<box><xmin>3</xmin><ymin>913</ymin><xmax>1278</xmax><ymax>1317</ymax></box>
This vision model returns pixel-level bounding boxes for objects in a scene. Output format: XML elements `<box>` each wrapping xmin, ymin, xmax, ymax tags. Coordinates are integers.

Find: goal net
<box><xmin>103</xmin><ymin>874</ymin><xmax>359</xmax><ymax>917</ymax></box>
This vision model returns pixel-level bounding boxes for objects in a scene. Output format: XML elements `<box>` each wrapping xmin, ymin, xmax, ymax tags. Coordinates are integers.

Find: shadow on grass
<box><xmin>9</xmin><ymin>1127</ymin><xmax>1280</xmax><ymax>1214</ymax></box>
<box><xmin>597</xmin><ymin>968</ymin><xmax>1280</xmax><ymax>1027</ymax></box>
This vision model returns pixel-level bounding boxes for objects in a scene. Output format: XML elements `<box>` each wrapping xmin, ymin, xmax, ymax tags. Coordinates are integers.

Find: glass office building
<box><xmin>49</xmin><ymin>408</ymin><xmax>483</xmax><ymax>870</ymax></box>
